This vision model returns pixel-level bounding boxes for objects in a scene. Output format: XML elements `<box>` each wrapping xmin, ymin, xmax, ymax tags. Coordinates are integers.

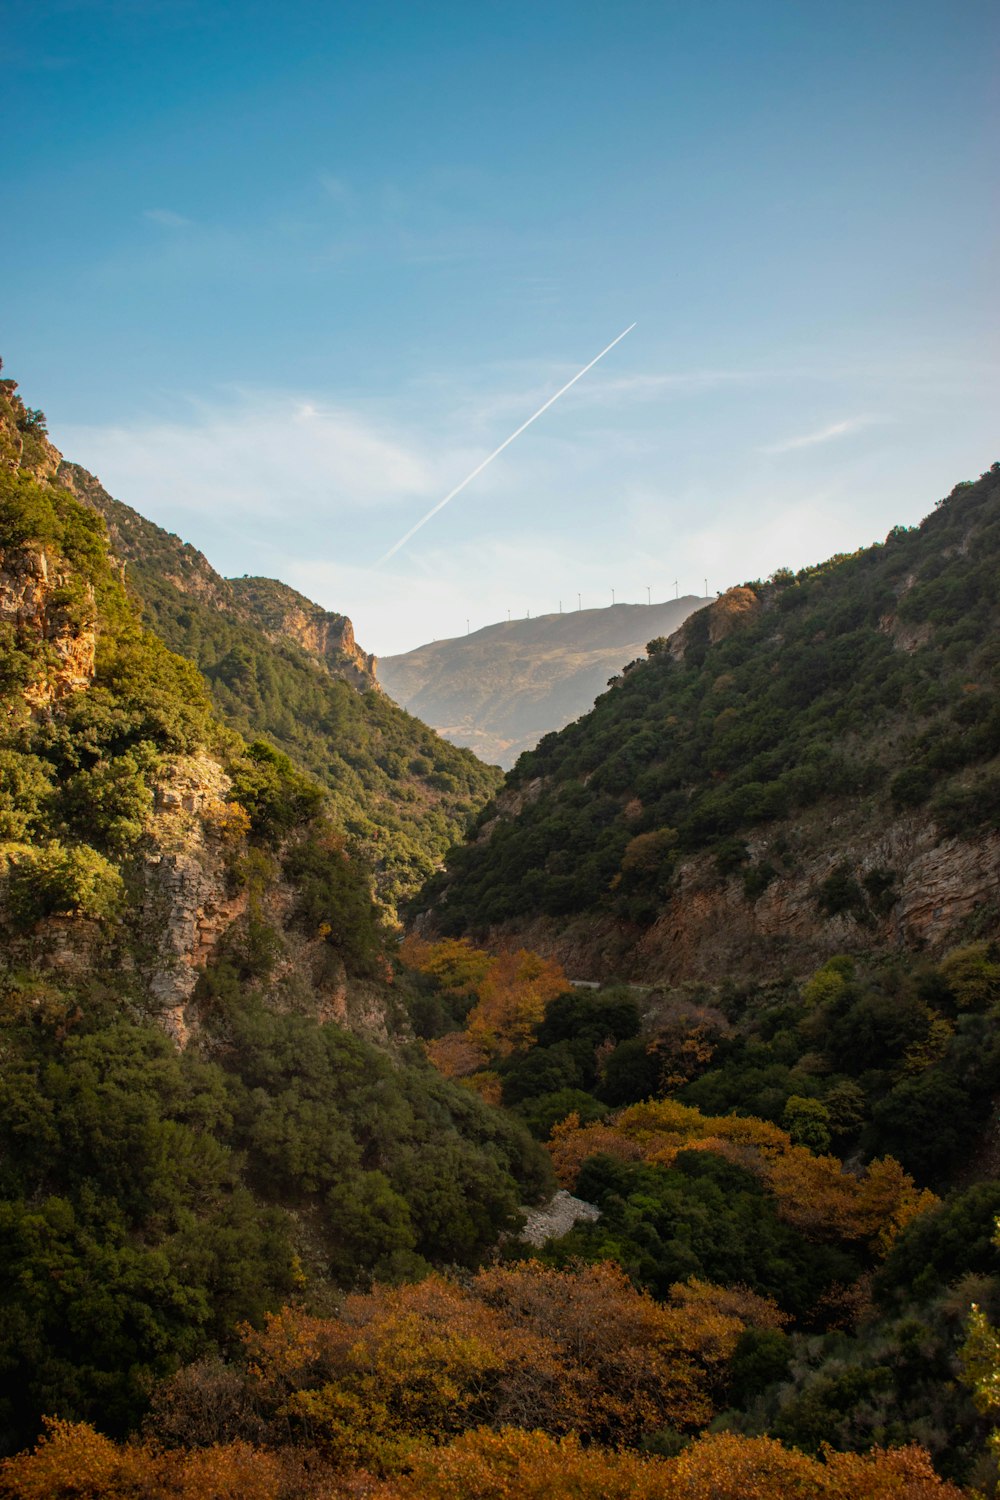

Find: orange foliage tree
<box><xmin>399</xmin><ymin>936</ymin><xmax>492</xmax><ymax>997</ymax></box>
<box><xmin>548</xmin><ymin>1098</ymin><xmax>937</xmax><ymax>1254</ymax></box>
<box><xmin>0</xmin><ymin>1417</ymin><xmax>337</xmax><ymax>1500</ymax></box>
<box><xmin>465</xmin><ymin>949</ymin><xmax>571</xmax><ymax>1060</ymax></box>
<box><xmin>237</xmin><ymin>1260</ymin><xmax>776</xmax><ymax>1470</ymax></box>
<box><xmin>370</xmin><ymin>1427</ymin><xmax>964</xmax><ymax>1500</ymax></box>
<box><xmin>403</xmin><ymin>938</ymin><xmax>571</xmax><ymax>1079</ymax></box>
<box><xmin>0</xmin><ymin>1419</ymin><xmax>962</xmax><ymax>1499</ymax></box>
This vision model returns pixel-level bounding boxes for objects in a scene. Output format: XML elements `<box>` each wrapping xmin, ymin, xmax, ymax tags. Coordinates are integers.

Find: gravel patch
<box><xmin>519</xmin><ymin>1189</ymin><xmax>601</xmax><ymax>1248</ymax></box>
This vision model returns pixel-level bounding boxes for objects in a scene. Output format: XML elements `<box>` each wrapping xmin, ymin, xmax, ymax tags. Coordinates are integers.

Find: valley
<box><xmin>0</xmin><ymin>362</ymin><xmax>998</xmax><ymax>1496</ymax></box>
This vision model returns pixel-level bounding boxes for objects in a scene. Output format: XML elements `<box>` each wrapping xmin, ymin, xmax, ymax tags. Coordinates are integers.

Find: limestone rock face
<box><xmin>228</xmin><ymin>575</ymin><xmax>378</xmax><ymax>690</ymax></box>
<box><xmin>134</xmin><ymin>754</ymin><xmax>395</xmax><ymax>1048</ymax></box>
<box><xmin>0</xmin><ymin>543</ymin><xmax>96</xmax><ymax>706</ymax></box>
<box><xmin>669</xmin><ymin>586</ymin><xmax>761</xmax><ymax>661</ymax></box>
<box><xmin>630</xmin><ymin>811</ymin><xmax>1000</xmax><ymax>985</ymax></box>
<box><xmin>0</xmin><ymin>379</ymin><xmax>64</xmax><ymax>480</ymax></box>
<box><xmin>469</xmin><ymin>806</ymin><xmax>1000</xmax><ymax>991</ymax></box>
<box><xmin>139</xmin><ymin>755</ymin><xmax>248</xmax><ymax>1045</ymax></box>
<box><xmin>707</xmin><ymin>586</ymin><xmax>762</xmax><ymax>644</ymax></box>
<box><xmin>519</xmin><ymin>1190</ymin><xmax>601</xmax><ymax>1248</ymax></box>
<box><xmin>475</xmin><ymin>777</ymin><xmax>546</xmax><ymax>844</ymax></box>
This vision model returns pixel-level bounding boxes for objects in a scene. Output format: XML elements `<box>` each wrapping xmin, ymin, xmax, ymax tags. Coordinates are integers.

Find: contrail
<box><xmin>377</xmin><ymin>322</ymin><xmax>636</xmax><ymax>565</ymax></box>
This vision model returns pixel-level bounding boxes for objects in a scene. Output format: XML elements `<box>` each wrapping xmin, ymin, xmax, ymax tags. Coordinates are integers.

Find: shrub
<box><xmin>228</xmin><ymin>740</ymin><xmax>324</xmax><ymax>841</ymax></box>
<box><xmin>5</xmin><ymin>841</ymin><xmax>124</xmax><ymax>925</ymax></box>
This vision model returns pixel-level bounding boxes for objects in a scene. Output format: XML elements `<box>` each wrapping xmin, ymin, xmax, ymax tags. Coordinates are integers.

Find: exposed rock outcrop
<box><xmin>0</xmin><ymin>543</ymin><xmax>96</xmax><ymax>706</ymax></box>
<box><xmin>229</xmin><ymin>575</ymin><xmax>378</xmax><ymax>690</ymax></box>
<box><xmin>467</xmin><ymin>804</ymin><xmax>1000</xmax><ymax>990</ymax></box>
<box><xmin>130</xmin><ymin>754</ymin><xmax>397</xmax><ymax>1048</ymax></box>
<box><xmin>139</xmin><ymin>755</ymin><xmax>248</xmax><ymax>1045</ymax></box>
<box><xmin>669</xmin><ymin>586</ymin><xmax>761</xmax><ymax>661</ymax></box>
<box><xmin>0</xmin><ymin>379</ymin><xmax>64</xmax><ymax>480</ymax></box>
<box><xmin>519</xmin><ymin>1189</ymin><xmax>601</xmax><ymax>1248</ymax></box>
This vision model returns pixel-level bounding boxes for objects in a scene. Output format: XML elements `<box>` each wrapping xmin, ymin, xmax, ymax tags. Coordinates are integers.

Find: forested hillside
<box><xmin>57</xmin><ymin>460</ymin><xmax>500</xmax><ymax>909</ymax></box>
<box><xmin>420</xmin><ymin>465</ymin><xmax>1000</xmax><ymax>979</ymax></box>
<box><xmin>397</xmin><ymin>932</ymin><xmax>1000</xmax><ymax>1489</ymax></box>
<box><xmin>0</xmin><ymin>370</ymin><xmax>549</xmax><ymax>1456</ymax></box>
<box><xmin>4</xmin><ymin>362</ymin><xmax>999</xmax><ymax>1495</ymax></box>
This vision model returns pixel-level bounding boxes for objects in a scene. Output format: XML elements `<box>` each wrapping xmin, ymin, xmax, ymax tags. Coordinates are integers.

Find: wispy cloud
<box><xmin>57</xmin><ymin>390</ymin><xmax>439</xmax><ymax>525</ymax></box>
<box><xmin>144</xmin><ymin>208</ymin><xmax>192</xmax><ymax>229</ymax></box>
<box><xmin>759</xmin><ymin>416</ymin><xmax>877</xmax><ymax>455</ymax></box>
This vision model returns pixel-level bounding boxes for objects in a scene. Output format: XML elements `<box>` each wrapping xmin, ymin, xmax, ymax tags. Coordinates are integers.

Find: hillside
<box><xmin>0</xmin><ymin>369</ymin><xmax>550</xmax><ymax>1452</ymax></box>
<box><xmin>379</xmin><ymin>596</ymin><xmax>709</xmax><ymax>768</ymax></box>
<box><xmin>53</xmin><ymin>462</ymin><xmax>501</xmax><ymax>909</ymax></box>
<box><xmin>4</xmin><ymin>365</ymin><xmax>998</xmax><ymax>1491</ymax></box>
<box><xmin>419</xmin><ymin>465</ymin><xmax>1000</xmax><ymax>981</ymax></box>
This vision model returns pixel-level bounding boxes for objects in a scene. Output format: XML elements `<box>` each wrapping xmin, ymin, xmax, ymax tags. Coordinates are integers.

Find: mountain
<box><xmin>54</xmin><ymin>464</ymin><xmax>501</xmax><ymax>909</ymax></box>
<box><xmin>0</xmin><ymin>366</ymin><xmax>549</xmax><ymax>1449</ymax></box>
<box><xmin>227</xmin><ymin>573</ymin><xmax>377</xmax><ymax>689</ymax></box>
<box><xmin>3</xmin><ymin>364</ymin><xmax>997</xmax><ymax>1490</ymax></box>
<box><xmin>418</xmin><ymin>465</ymin><xmax>1000</xmax><ymax>982</ymax></box>
<box><xmin>378</xmin><ymin>596</ymin><xmax>709</xmax><ymax>769</ymax></box>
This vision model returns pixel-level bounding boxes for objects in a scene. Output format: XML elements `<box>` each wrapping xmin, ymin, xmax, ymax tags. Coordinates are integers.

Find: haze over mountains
<box><xmin>378</xmin><ymin>597</ymin><xmax>709</xmax><ymax>768</ymax></box>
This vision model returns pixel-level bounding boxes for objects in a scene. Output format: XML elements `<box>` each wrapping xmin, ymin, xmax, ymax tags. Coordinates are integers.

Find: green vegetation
<box><xmin>62</xmin><ymin>465</ymin><xmax>501</xmax><ymax>908</ymax></box>
<box><xmin>421</xmin><ymin>464</ymin><xmax>1000</xmax><ymax>932</ymax></box>
<box><xmin>0</xmin><ymin>977</ymin><xmax>548</xmax><ymax>1452</ymax></box>
<box><xmin>418</xmin><ymin>945</ymin><xmax>1000</xmax><ymax>1483</ymax></box>
<box><xmin>0</xmin><ymin>465</ymin><xmax>231</xmax><ymax>930</ymax></box>
<box><xmin>4</xmin><ymin>372</ymin><xmax>1000</xmax><ymax>1489</ymax></box>
<box><xmin>0</xmin><ymin>390</ymin><xmax>549</xmax><ymax>1456</ymax></box>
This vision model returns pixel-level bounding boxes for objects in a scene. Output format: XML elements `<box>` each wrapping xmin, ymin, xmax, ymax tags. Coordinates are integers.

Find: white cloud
<box><xmin>57</xmin><ymin>391</ymin><xmax>440</xmax><ymax>526</ymax></box>
<box><xmin>759</xmin><ymin>416</ymin><xmax>877</xmax><ymax>455</ymax></box>
<box><xmin>48</xmin><ymin>361</ymin><xmax>966</xmax><ymax>660</ymax></box>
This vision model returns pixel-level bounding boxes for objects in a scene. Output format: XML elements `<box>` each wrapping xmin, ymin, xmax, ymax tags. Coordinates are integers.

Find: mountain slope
<box><xmin>56</xmin><ymin>463</ymin><xmax>501</xmax><ymax>907</ymax></box>
<box><xmin>419</xmin><ymin>465</ymin><xmax>1000</xmax><ymax>980</ymax></box>
<box><xmin>0</xmin><ymin>367</ymin><xmax>549</xmax><ymax>1450</ymax></box>
<box><xmin>228</xmin><ymin>572</ymin><xmax>377</xmax><ymax>689</ymax></box>
<box><xmin>379</xmin><ymin>596</ymin><xmax>709</xmax><ymax>769</ymax></box>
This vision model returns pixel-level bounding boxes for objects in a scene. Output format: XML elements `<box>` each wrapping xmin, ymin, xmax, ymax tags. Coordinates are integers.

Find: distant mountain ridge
<box><xmin>378</xmin><ymin>597</ymin><xmax>710</xmax><ymax>769</ymax></box>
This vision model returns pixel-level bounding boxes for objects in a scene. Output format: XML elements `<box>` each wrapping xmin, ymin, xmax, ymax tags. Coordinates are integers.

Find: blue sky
<box><xmin>4</xmin><ymin>0</ymin><xmax>997</xmax><ymax>654</ymax></box>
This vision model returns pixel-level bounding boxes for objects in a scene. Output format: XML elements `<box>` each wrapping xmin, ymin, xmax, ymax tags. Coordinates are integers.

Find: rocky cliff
<box><xmin>132</xmin><ymin>752</ymin><xmax>397</xmax><ymax>1048</ymax></box>
<box><xmin>228</xmin><ymin>574</ymin><xmax>378</xmax><ymax>690</ymax></box>
<box><xmin>465</xmin><ymin>800</ymin><xmax>1000</xmax><ymax>986</ymax></box>
<box><xmin>0</xmin><ymin>542</ymin><xmax>96</xmax><ymax>707</ymax></box>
